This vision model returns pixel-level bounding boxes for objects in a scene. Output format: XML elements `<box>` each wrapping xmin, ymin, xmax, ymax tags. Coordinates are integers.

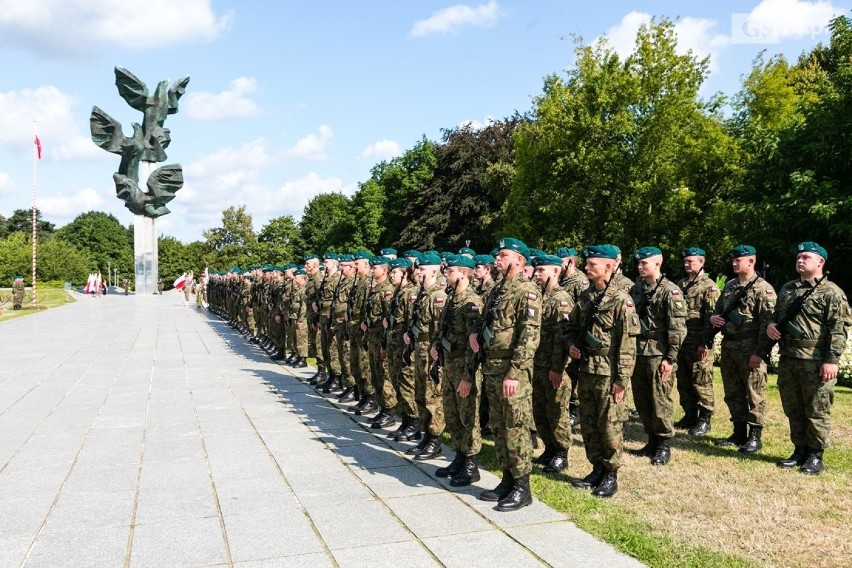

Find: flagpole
<box><xmin>31</xmin><ymin>122</ymin><xmax>39</xmax><ymax>306</ymax></box>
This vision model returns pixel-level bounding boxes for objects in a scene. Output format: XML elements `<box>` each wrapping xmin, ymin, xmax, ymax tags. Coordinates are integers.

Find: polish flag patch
<box><xmin>527</xmin><ymin>293</ymin><xmax>537</xmax><ymax>301</ymax></box>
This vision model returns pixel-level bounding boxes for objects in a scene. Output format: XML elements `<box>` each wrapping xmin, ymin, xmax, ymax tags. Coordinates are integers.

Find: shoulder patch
<box><xmin>527</xmin><ymin>308</ymin><xmax>536</xmax><ymax>318</ymax></box>
<box><xmin>670</xmin><ymin>289</ymin><xmax>680</xmax><ymax>296</ymax></box>
<box><xmin>843</xmin><ymin>295</ymin><xmax>848</xmax><ymax>302</ymax></box>
<box><xmin>559</xmin><ymin>300</ymin><xmax>569</xmax><ymax>307</ymax></box>
<box><xmin>384</xmin><ymin>291</ymin><xmax>393</xmax><ymax>298</ymax></box>
<box><xmin>470</xmin><ymin>305</ymin><xmax>480</xmax><ymax>313</ymax></box>
<box><xmin>626</xmin><ymin>300</ymin><xmax>634</xmax><ymax>308</ymax></box>
<box><xmin>527</xmin><ymin>293</ymin><xmax>538</xmax><ymax>301</ymax></box>
<box><xmin>409</xmin><ymin>294</ymin><xmax>418</xmax><ymax>301</ymax></box>
<box><xmin>766</xmin><ymin>289</ymin><xmax>774</xmax><ymax>296</ymax></box>
<box><xmin>435</xmin><ymin>297</ymin><xmax>445</xmax><ymax>305</ymax></box>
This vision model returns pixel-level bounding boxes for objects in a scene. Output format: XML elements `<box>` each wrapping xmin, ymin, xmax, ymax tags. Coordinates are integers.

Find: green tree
<box><xmin>298</xmin><ymin>192</ymin><xmax>352</xmax><ymax>254</ymax></box>
<box><xmin>56</xmin><ymin>211</ymin><xmax>133</xmax><ymax>277</ymax></box>
<box><xmin>254</xmin><ymin>214</ymin><xmax>300</xmax><ymax>262</ymax></box>
<box><xmin>202</xmin><ymin>205</ymin><xmax>257</xmax><ymax>269</ymax></box>
<box><xmin>158</xmin><ymin>236</ymin><xmax>192</xmax><ymax>289</ymax></box>
<box><xmin>2</xmin><ymin>208</ymin><xmax>55</xmax><ymax>239</ymax></box>
<box><xmin>0</xmin><ymin>232</ymin><xmax>31</xmax><ymax>285</ymax></box>
<box><xmin>37</xmin><ymin>237</ymin><xmax>91</xmax><ymax>284</ymax></box>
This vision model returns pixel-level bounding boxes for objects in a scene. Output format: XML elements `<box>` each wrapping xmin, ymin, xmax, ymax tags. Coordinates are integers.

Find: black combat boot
<box><xmin>800</xmin><ymin>448</ymin><xmax>824</xmax><ymax>475</ymax></box>
<box><xmin>285</xmin><ymin>352</ymin><xmax>297</xmax><ymax>364</ymax></box>
<box><xmin>436</xmin><ymin>451</ymin><xmax>466</xmax><ymax>478</ymax></box>
<box><xmin>292</xmin><ymin>357</ymin><xmax>307</xmax><ymax>368</ymax></box>
<box><xmin>629</xmin><ymin>434</ymin><xmax>657</xmax><ymax>457</ymax></box>
<box><xmin>388</xmin><ymin>415</ymin><xmax>409</xmax><ymax>439</ymax></box>
<box><xmin>674</xmin><ymin>408</ymin><xmax>698</xmax><ymax>430</ymax></box>
<box><xmin>592</xmin><ymin>468</ymin><xmax>618</xmax><ymax>498</ymax></box>
<box><xmin>739</xmin><ymin>425</ymin><xmax>763</xmax><ymax>454</ymax></box>
<box><xmin>337</xmin><ymin>386</ymin><xmax>357</xmax><ymax>403</ymax></box>
<box><xmin>496</xmin><ymin>474</ymin><xmax>533</xmax><ymax>511</ymax></box>
<box><xmin>413</xmin><ymin>434</ymin><xmax>442</xmax><ymax>460</ymax></box>
<box><xmin>395</xmin><ymin>417</ymin><xmax>421</xmax><ymax>442</ymax></box>
<box><xmin>571</xmin><ymin>462</ymin><xmax>605</xmax><ymax>489</ymax></box>
<box><xmin>321</xmin><ymin>374</ymin><xmax>341</xmax><ymax>394</ymax></box>
<box><xmin>406</xmin><ymin>432</ymin><xmax>432</xmax><ymax>455</ymax></box>
<box><xmin>688</xmin><ymin>408</ymin><xmax>712</xmax><ymax>437</ymax></box>
<box><xmin>543</xmin><ymin>450</ymin><xmax>568</xmax><ymax>473</ymax></box>
<box><xmin>479</xmin><ymin>469</ymin><xmax>514</xmax><ymax>502</ymax></box>
<box><xmin>450</xmin><ymin>456</ymin><xmax>481</xmax><ymax>487</ymax></box>
<box><xmin>715</xmin><ymin>421</ymin><xmax>747</xmax><ymax>447</ymax></box>
<box><xmin>568</xmin><ymin>404</ymin><xmax>580</xmax><ymax>428</ymax></box>
<box><xmin>355</xmin><ymin>396</ymin><xmax>379</xmax><ymax>416</ymax></box>
<box><xmin>777</xmin><ymin>445</ymin><xmax>808</xmax><ymax>469</ymax></box>
<box><xmin>533</xmin><ymin>447</ymin><xmax>555</xmax><ymax>466</ymax></box>
<box><xmin>271</xmin><ymin>351</ymin><xmax>286</xmax><ymax>361</ymax></box>
<box><xmin>371</xmin><ymin>408</ymin><xmax>396</xmax><ymax>429</ymax></box>
<box><xmin>308</xmin><ymin>369</ymin><xmax>324</xmax><ymax>386</ymax></box>
<box><xmin>530</xmin><ymin>430</ymin><xmax>539</xmax><ymax>450</ymax></box>
<box><xmin>351</xmin><ymin>393</ymin><xmax>368</xmax><ymax>413</ymax></box>
<box><xmin>651</xmin><ymin>437</ymin><xmax>671</xmax><ymax>465</ymax></box>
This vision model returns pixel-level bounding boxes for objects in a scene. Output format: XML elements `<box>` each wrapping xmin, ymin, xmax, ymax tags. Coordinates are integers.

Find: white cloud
<box><xmin>459</xmin><ymin>115</ymin><xmax>496</xmax><ymax>130</ymax></box>
<box><xmin>737</xmin><ymin>0</ymin><xmax>842</xmax><ymax>43</ymax></box>
<box><xmin>36</xmin><ymin>187</ymin><xmax>103</xmax><ymax>217</ymax></box>
<box><xmin>283</xmin><ymin>125</ymin><xmax>333</xmax><ymax>161</ymax></box>
<box><xmin>0</xmin><ymin>171</ymin><xmax>15</xmax><ymax>194</ymax></box>
<box><xmin>0</xmin><ymin>0</ymin><xmax>232</xmax><ymax>57</ymax></box>
<box><xmin>274</xmin><ymin>173</ymin><xmax>349</xmax><ymax>216</ymax></box>
<box><xmin>184</xmin><ymin>76</ymin><xmax>261</xmax><ymax>121</ymax></box>
<box><xmin>600</xmin><ymin>12</ymin><xmax>729</xmax><ymax>72</ymax></box>
<box><xmin>359</xmin><ymin>139</ymin><xmax>402</xmax><ymax>161</ymax></box>
<box><xmin>410</xmin><ymin>0</ymin><xmax>501</xmax><ymax>37</ymax></box>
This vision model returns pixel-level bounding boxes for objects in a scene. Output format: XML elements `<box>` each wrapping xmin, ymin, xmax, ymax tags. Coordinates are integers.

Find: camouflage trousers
<box><xmin>415</xmin><ymin>341</ymin><xmax>444</xmax><ymax>436</ymax></box>
<box><xmin>334</xmin><ymin>324</ymin><xmax>352</xmax><ymax>387</ymax></box>
<box><xmin>350</xmin><ymin>325</ymin><xmax>373</xmax><ymax>396</ymax></box>
<box><xmin>293</xmin><ymin>319</ymin><xmax>308</xmax><ymax>358</ymax></box>
<box><xmin>321</xmin><ymin>317</ymin><xmax>338</xmax><ymax>375</ymax></box>
<box><xmin>368</xmin><ymin>335</ymin><xmax>396</xmax><ymax>409</ymax></box>
<box><xmin>287</xmin><ymin>319</ymin><xmax>297</xmax><ymax>354</ymax></box>
<box><xmin>720</xmin><ymin>345</ymin><xmax>767</xmax><ymax>426</ymax></box>
<box><xmin>631</xmin><ymin>355</ymin><xmax>676</xmax><ymax>438</ymax></box>
<box><xmin>12</xmin><ymin>290</ymin><xmax>23</xmax><ymax>310</ymax></box>
<box><xmin>309</xmin><ymin>319</ymin><xmax>323</xmax><ymax>370</ymax></box>
<box><xmin>676</xmin><ymin>340</ymin><xmax>716</xmax><ymax>413</ymax></box>
<box><xmin>442</xmin><ymin>357</ymin><xmax>482</xmax><ymax>456</ymax></box>
<box><xmin>482</xmin><ymin>359</ymin><xmax>533</xmax><ymax>478</ymax></box>
<box><xmin>532</xmin><ymin>365</ymin><xmax>572</xmax><ymax>452</ymax></box>
<box><xmin>777</xmin><ymin>357</ymin><xmax>836</xmax><ymax>450</ymax></box>
<box><xmin>243</xmin><ymin>306</ymin><xmax>256</xmax><ymax>335</ymax></box>
<box><xmin>567</xmin><ymin>360</ymin><xmax>580</xmax><ymax>409</ymax></box>
<box><xmin>578</xmin><ymin>371</ymin><xmax>624</xmax><ymax>472</ymax></box>
<box><xmin>388</xmin><ymin>332</ymin><xmax>417</xmax><ymax>417</ymax></box>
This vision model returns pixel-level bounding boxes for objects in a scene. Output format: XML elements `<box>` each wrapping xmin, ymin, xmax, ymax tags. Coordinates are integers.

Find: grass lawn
<box><xmin>0</xmin><ymin>287</ymin><xmax>75</xmax><ymax>322</ymax></box>
<box><xmin>470</xmin><ymin>372</ymin><xmax>852</xmax><ymax>568</ymax></box>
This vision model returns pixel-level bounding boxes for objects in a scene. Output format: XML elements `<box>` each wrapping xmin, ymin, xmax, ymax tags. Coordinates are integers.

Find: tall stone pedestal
<box><xmin>134</xmin><ymin>215</ymin><xmax>158</xmax><ymax>296</ymax></box>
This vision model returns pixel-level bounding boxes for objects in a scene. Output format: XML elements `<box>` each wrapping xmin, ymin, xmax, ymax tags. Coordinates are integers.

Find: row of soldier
<box><xmin>206</xmin><ymin>238</ymin><xmax>849</xmax><ymax>506</ymax></box>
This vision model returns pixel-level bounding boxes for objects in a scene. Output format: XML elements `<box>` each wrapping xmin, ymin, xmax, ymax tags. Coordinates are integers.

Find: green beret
<box><xmin>582</xmin><ymin>244</ymin><xmax>620</xmax><ymax>260</ymax></box>
<box><xmin>293</xmin><ymin>267</ymin><xmax>306</xmax><ymax>276</ymax></box>
<box><xmin>529</xmin><ymin>247</ymin><xmax>546</xmax><ymax>258</ymax></box>
<box><xmin>446</xmin><ymin>255</ymin><xmax>475</xmax><ymax>269</ymax></box>
<box><xmin>439</xmin><ymin>251</ymin><xmax>453</xmax><ymax>260</ymax></box>
<box><xmin>323</xmin><ymin>252</ymin><xmax>339</xmax><ymax>261</ymax></box>
<box><xmin>403</xmin><ymin>249</ymin><xmax>421</xmax><ymax>258</ymax></box>
<box><xmin>14</xmin><ymin>274</ymin><xmax>24</xmax><ymax>279</ymax></box>
<box><xmin>283</xmin><ymin>263</ymin><xmax>296</xmax><ymax>271</ymax></box>
<box><xmin>389</xmin><ymin>258</ymin><xmax>413</xmax><ymax>270</ymax></box>
<box><xmin>499</xmin><ymin>237</ymin><xmax>530</xmax><ymax>260</ymax></box>
<box><xmin>303</xmin><ymin>253</ymin><xmax>318</xmax><ymax>261</ymax></box>
<box><xmin>796</xmin><ymin>241</ymin><xmax>828</xmax><ymax>260</ymax></box>
<box><xmin>555</xmin><ymin>247</ymin><xmax>577</xmax><ymax>258</ymax></box>
<box><xmin>531</xmin><ymin>254</ymin><xmax>563</xmax><ymax>267</ymax></box>
<box><xmin>244</xmin><ymin>274</ymin><xmax>254</xmax><ymax>281</ymax></box>
<box><xmin>352</xmin><ymin>250</ymin><xmax>373</xmax><ymax>261</ymax></box>
<box><xmin>370</xmin><ymin>255</ymin><xmax>391</xmax><ymax>267</ymax></box>
<box><xmin>425</xmin><ymin>249</ymin><xmax>439</xmax><ymax>256</ymax></box>
<box><xmin>262</xmin><ymin>265</ymin><xmax>274</xmax><ymax>273</ymax></box>
<box><xmin>680</xmin><ymin>246</ymin><xmax>706</xmax><ymax>258</ymax></box>
<box><xmin>458</xmin><ymin>247</ymin><xmax>476</xmax><ymax>257</ymax></box>
<box><xmin>490</xmin><ymin>247</ymin><xmax>499</xmax><ymax>257</ymax></box>
<box><xmin>380</xmin><ymin>248</ymin><xmax>397</xmax><ymax>256</ymax></box>
<box><xmin>337</xmin><ymin>254</ymin><xmax>354</xmax><ymax>262</ymax></box>
<box><xmin>633</xmin><ymin>246</ymin><xmax>662</xmax><ymax>260</ymax></box>
<box><xmin>419</xmin><ymin>252</ymin><xmax>442</xmax><ymax>266</ymax></box>
<box><xmin>729</xmin><ymin>244</ymin><xmax>756</xmax><ymax>258</ymax></box>
<box><xmin>473</xmin><ymin>254</ymin><xmax>495</xmax><ymax>266</ymax></box>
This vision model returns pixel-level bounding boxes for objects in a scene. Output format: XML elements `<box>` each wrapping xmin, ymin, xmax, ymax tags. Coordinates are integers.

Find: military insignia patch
<box><xmin>410</xmin><ymin>294</ymin><xmax>418</xmax><ymax>301</ymax></box>
<box><xmin>435</xmin><ymin>297</ymin><xmax>445</xmax><ymax>305</ymax></box>
<box><xmin>766</xmin><ymin>289</ymin><xmax>774</xmax><ymax>295</ymax></box>
<box><xmin>671</xmin><ymin>289</ymin><xmax>680</xmax><ymax>296</ymax></box>
<box><xmin>560</xmin><ymin>300</ymin><xmax>569</xmax><ymax>307</ymax></box>
<box><xmin>471</xmin><ymin>306</ymin><xmax>480</xmax><ymax>313</ymax></box>
<box><xmin>528</xmin><ymin>308</ymin><xmax>536</xmax><ymax>318</ymax></box>
<box><xmin>384</xmin><ymin>291</ymin><xmax>393</xmax><ymax>298</ymax></box>
<box><xmin>626</xmin><ymin>301</ymin><xmax>634</xmax><ymax>307</ymax></box>
<box><xmin>675</xmin><ymin>302</ymin><xmax>683</xmax><ymax>309</ymax></box>
<box><xmin>527</xmin><ymin>293</ymin><xmax>537</xmax><ymax>301</ymax></box>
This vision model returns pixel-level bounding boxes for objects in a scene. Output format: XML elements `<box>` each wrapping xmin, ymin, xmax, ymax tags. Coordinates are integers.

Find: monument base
<box><xmin>134</xmin><ymin>215</ymin><xmax>158</xmax><ymax>296</ymax></box>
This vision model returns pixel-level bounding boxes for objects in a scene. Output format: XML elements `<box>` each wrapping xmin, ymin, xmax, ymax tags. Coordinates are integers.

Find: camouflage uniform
<box><xmin>414</xmin><ymin>282</ymin><xmax>448</xmax><ymax>437</ymax></box>
<box><xmin>389</xmin><ymin>281</ymin><xmax>419</xmax><ymax>419</ymax></box>
<box><xmin>762</xmin><ymin>277</ymin><xmax>850</xmax><ymax>451</ymax></box>
<box><xmin>564</xmin><ymin>285</ymin><xmax>638</xmax><ymax>472</ymax></box>
<box><xmin>367</xmin><ymin>279</ymin><xmax>396</xmax><ymax>409</ymax></box>
<box><xmin>306</xmin><ymin>271</ymin><xmax>324</xmax><ymax>371</ymax></box>
<box><xmin>241</xmin><ymin>277</ymin><xmax>256</xmax><ymax>335</ymax></box>
<box><xmin>351</xmin><ymin>276</ymin><xmax>374</xmax><ymax>399</ymax></box>
<box><xmin>440</xmin><ymin>285</ymin><xmax>484</xmax><ymax>456</ymax></box>
<box><xmin>560</xmin><ymin>271</ymin><xmax>589</xmax><ymax>420</ymax></box>
<box><xmin>630</xmin><ymin>277</ymin><xmax>687</xmax><ymax>441</ymax></box>
<box><xmin>291</xmin><ymin>280</ymin><xmax>309</xmax><ymax>359</ymax></box>
<box><xmin>321</xmin><ymin>271</ymin><xmax>342</xmax><ymax>377</ymax></box>
<box><xmin>714</xmin><ymin>276</ymin><xmax>775</xmax><ymax>427</ymax></box>
<box><xmin>480</xmin><ymin>273</ymin><xmax>541</xmax><ymax>478</ymax></box>
<box><xmin>676</xmin><ymin>273</ymin><xmax>720</xmax><ymax>416</ymax></box>
<box><xmin>12</xmin><ymin>277</ymin><xmax>24</xmax><ymax>310</ymax></box>
<box><xmin>333</xmin><ymin>275</ymin><xmax>354</xmax><ymax>387</ymax></box>
<box><xmin>533</xmin><ymin>285</ymin><xmax>574</xmax><ymax>457</ymax></box>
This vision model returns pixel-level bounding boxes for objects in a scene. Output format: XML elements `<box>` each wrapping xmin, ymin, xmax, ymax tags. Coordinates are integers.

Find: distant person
<box><xmin>157</xmin><ymin>279</ymin><xmax>164</xmax><ymax>295</ymax></box>
<box><xmin>182</xmin><ymin>278</ymin><xmax>192</xmax><ymax>306</ymax></box>
<box><xmin>123</xmin><ymin>278</ymin><xmax>130</xmax><ymax>296</ymax></box>
<box><xmin>12</xmin><ymin>275</ymin><xmax>24</xmax><ymax>310</ymax></box>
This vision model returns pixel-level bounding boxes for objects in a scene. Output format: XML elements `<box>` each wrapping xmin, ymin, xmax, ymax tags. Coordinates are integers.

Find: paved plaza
<box><xmin>0</xmin><ymin>291</ymin><xmax>643</xmax><ymax>568</ymax></box>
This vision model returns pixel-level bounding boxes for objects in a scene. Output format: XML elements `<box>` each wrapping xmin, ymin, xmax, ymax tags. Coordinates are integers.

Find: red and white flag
<box><xmin>173</xmin><ymin>273</ymin><xmax>188</xmax><ymax>290</ymax></box>
<box><xmin>34</xmin><ymin>135</ymin><xmax>42</xmax><ymax>159</ymax></box>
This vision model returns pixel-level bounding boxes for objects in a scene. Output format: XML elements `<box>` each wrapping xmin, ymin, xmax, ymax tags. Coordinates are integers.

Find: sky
<box><xmin>1</xmin><ymin>0</ymin><xmax>849</xmax><ymax>243</ymax></box>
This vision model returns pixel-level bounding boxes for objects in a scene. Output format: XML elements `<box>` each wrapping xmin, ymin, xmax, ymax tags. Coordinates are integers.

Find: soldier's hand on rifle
<box><xmin>611</xmin><ymin>382</ymin><xmax>625</xmax><ymax>403</ymax></box>
<box><xmin>457</xmin><ymin>379</ymin><xmax>472</xmax><ymax>399</ymax></box>
<box><xmin>548</xmin><ymin>370</ymin><xmax>563</xmax><ymax>389</ymax></box>
<box><xmin>697</xmin><ymin>345</ymin><xmax>708</xmax><ymax>360</ymax></box>
<box><xmin>766</xmin><ymin>322</ymin><xmax>782</xmax><ymax>341</ymax></box>
<box><xmin>469</xmin><ymin>333</ymin><xmax>480</xmax><ymax>353</ymax></box>
<box><xmin>709</xmin><ymin>314</ymin><xmax>726</xmax><ymax>328</ymax></box>
<box><xmin>569</xmin><ymin>345</ymin><xmax>582</xmax><ymax>360</ymax></box>
<box><xmin>820</xmin><ymin>362</ymin><xmax>838</xmax><ymax>382</ymax></box>
<box><xmin>403</xmin><ymin>332</ymin><xmax>411</xmax><ymax>345</ymax></box>
<box><xmin>658</xmin><ymin>359</ymin><xmax>673</xmax><ymax>381</ymax></box>
<box><xmin>748</xmin><ymin>354</ymin><xmax>763</xmax><ymax>369</ymax></box>
<box><xmin>502</xmin><ymin>376</ymin><xmax>519</xmax><ymax>398</ymax></box>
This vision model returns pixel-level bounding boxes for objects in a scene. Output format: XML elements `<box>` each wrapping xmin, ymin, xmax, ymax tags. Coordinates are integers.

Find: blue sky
<box><xmin>1</xmin><ymin>0</ymin><xmax>848</xmax><ymax>243</ymax></box>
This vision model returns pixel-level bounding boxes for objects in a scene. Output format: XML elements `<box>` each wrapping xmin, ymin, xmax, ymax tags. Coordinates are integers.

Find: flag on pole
<box><xmin>173</xmin><ymin>273</ymin><xmax>188</xmax><ymax>290</ymax></box>
<box><xmin>34</xmin><ymin>135</ymin><xmax>42</xmax><ymax>159</ymax></box>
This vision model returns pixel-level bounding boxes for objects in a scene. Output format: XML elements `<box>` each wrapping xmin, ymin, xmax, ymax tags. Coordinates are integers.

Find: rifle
<box><xmin>708</xmin><ymin>262</ymin><xmax>767</xmax><ymax>344</ymax></box>
<box><xmin>467</xmin><ymin>278</ymin><xmax>506</xmax><ymax>380</ymax></box>
<box><xmin>402</xmin><ymin>280</ymin><xmax>426</xmax><ymax>365</ymax></box>
<box><xmin>574</xmin><ymin>274</ymin><xmax>613</xmax><ymax>362</ymax></box>
<box><xmin>343</xmin><ymin>274</ymin><xmax>359</xmax><ymax>340</ymax></box>
<box><xmin>637</xmin><ymin>274</ymin><xmax>665</xmax><ymax>337</ymax></box>
<box><xmin>361</xmin><ymin>276</ymin><xmax>374</xmax><ymax>351</ymax></box>
<box><xmin>770</xmin><ymin>272</ymin><xmax>829</xmax><ymax>352</ymax></box>
<box><xmin>681</xmin><ymin>267</ymin><xmax>704</xmax><ymax>295</ymax></box>
<box><xmin>430</xmin><ymin>280</ymin><xmax>460</xmax><ymax>383</ymax></box>
<box><xmin>382</xmin><ymin>281</ymin><xmax>404</xmax><ymax>350</ymax></box>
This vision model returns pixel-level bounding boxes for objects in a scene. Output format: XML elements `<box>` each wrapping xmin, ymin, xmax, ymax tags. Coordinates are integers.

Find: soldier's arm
<box><xmin>509</xmin><ymin>288</ymin><xmax>541</xmax><ymax>378</ymax></box>
<box><xmin>551</xmin><ymin>294</ymin><xmax>572</xmax><ymax>373</ymax></box>
<box><xmin>465</xmin><ymin>297</ymin><xmax>484</xmax><ymax>359</ymax></box>
<box><xmin>664</xmin><ymin>287</ymin><xmax>688</xmax><ymax>362</ymax></box>
<box><xmin>824</xmin><ymin>289</ymin><xmax>851</xmax><ymax>364</ymax></box>
<box><xmin>753</xmin><ymin>284</ymin><xmax>777</xmax><ymax>360</ymax></box>
<box><xmin>615</xmin><ymin>298</ymin><xmax>638</xmax><ymax>386</ymax></box>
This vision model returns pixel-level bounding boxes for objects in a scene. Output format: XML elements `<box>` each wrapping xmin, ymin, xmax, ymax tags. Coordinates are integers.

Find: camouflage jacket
<box><xmin>712</xmin><ymin>276</ymin><xmax>775</xmax><ymax>350</ymax></box>
<box><xmin>630</xmin><ymin>276</ymin><xmax>687</xmax><ymax>360</ymax></box>
<box><xmin>476</xmin><ymin>277</ymin><xmax>495</xmax><ymax>300</ymax></box>
<box><xmin>535</xmin><ymin>286</ymin><xmax>573</xmax><ymax>372</ymax></box>
<box><xmin>677</xmin><ymin>273</ymin><xmax>720</xmax><ymax>342</ymax></box>
<box><xmin>367</xmin><ymin>279</ymin><xmax>394</xmax><ymax>338</ymax></box>
<box><xmin>435</xmin><ymin>285</ymin><xmax>483</xmax><ymax>361</ymax></box>
<box><xmin>332</xmin><ymin>275</ymin><xmax>354</xmax><ymax>325</ymax></box>
<box><xmin>481</xmin><ymin>273</ymin><xmax>542</xmax><ymax>377</ymax></box>
<box><xmin>413</xmin><ymin>281</ymin><xmax>448</xmax><ymax>344</ymax></box>
<box><xmin>559</xmin><ymin>270</ymin><xmax>589</xmax><ymax>304</ymax></box>
<box><xmin>319</xmin><ymin>271</ymin><xmax>341</xmax><ymax>319</ymax></box>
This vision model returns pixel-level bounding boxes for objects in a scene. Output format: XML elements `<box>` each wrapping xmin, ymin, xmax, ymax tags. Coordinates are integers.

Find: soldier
<box><xmin>380</xmin><ymin>247</ymin><xmax>398</xmax><ymax>260</ymax></box>
<box><xmin>473</xmin><ymin>238</ymin><xmax>541</xmax><ymax>512</ymax></box>
<box><xmin>317</xmin><ymin>253</ymin><xmax>342</xmax><ymax>392</ymax></box>
<box><xmin>458</xmin><ymin>247</ymin><xmax>476</xmax><ymax>259</ymax></box>
<box><xmin>363</xmin><ymin>255</ymin><xmax>396</xmax><ymax>429</ymax></box>
<box><xmin>709</xmin><ymin>245</ymin><xmax>775</xmax><ymax>454</ymax></box>
<box><xmin>473</xmin><ymin>254</ymin><xmax>496</xmax><ymax>298</ymax></box>
<box><xmin>326</xmin><ymin>255</ymin><xmax>354</xmax><ymax>394</ymax></box>
<box><xmin>674</xmin><ymin>247</ymin><xmax>721</xmax><ymax>436</ymax></box>
<box><xmin>289</xmin><ymin>267</ymin><xmax>310</xmax><ymax>367</ymax></box>
<box><xmin>12</xmin><ymin>275</ymin><xmax>24</xmax><ymax>309</ymax></box>
<box><xmin>565</xmin><ymin>245</ymin><xmax>638</xmax><ymax>498</ymax></box>
<box><xmin>404</xmin><ymin>252</ymin><xmax>448</xmax><ymax>460</ymax></box>
<box><xmin>628</xmin><ymin>247</ymin><xmax>687</xmax><ymax>465</ymax></box>
<box><xmin>555</xmin><ymin>246</ymin><xmax>589</xmax><ymax>428</ymax></box>
<box><xmin>157</xmin><ymin>279</ymin><xmax>164</xmax><ymax>295</ymax></box>
<box><xmin>763</xmin><ymin>242</ymin><xmax>850</xmax><ymax>475</ymax></box>
<box><xmin>123</xmin><ymin>278</ymin><xmax>130</xmax><ymax>296</ymax></box>
<box><xmin>432</xmin><ymin>254</ymin><xmax>484</xmax><ymax>485</ymax></box>
<box><xmin>304</xmin><ymin>254</ymin><xmax>325</xmax><ymax>384</ymax></box>
<box><xmin>350</xmin><ymin>251</ymin><xmax>377</xmax><ymax>413</ymax></box>
<box><xmin>386</xmin><ymin>258</ymin><xmax>420</xmax><ymax>441</ymax></box>
<box><xmin>528</xmin><ymin>254</ymin><xmax>574</xmax><ymax>473</ymax></box>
